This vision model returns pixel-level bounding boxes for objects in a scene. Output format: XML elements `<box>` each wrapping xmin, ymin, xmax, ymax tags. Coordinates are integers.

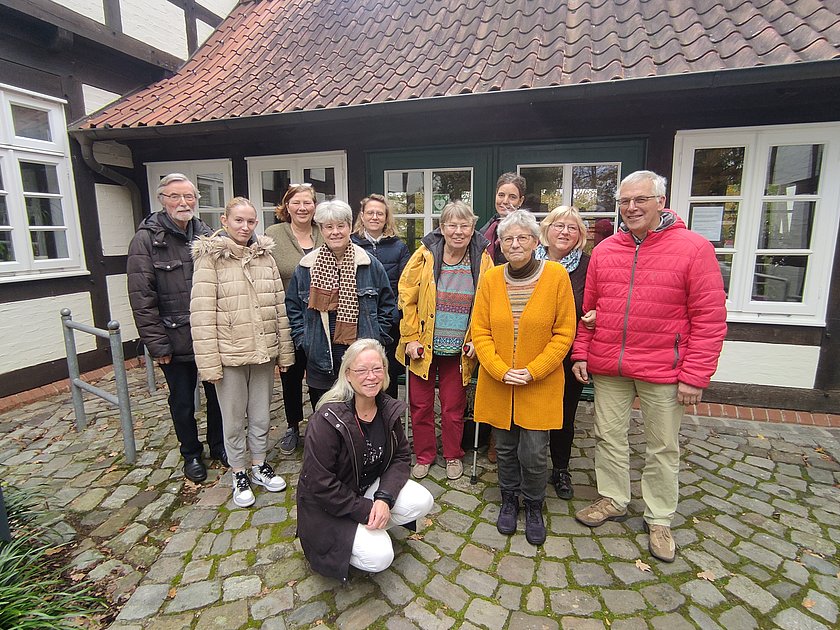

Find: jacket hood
<box><xmin>191</xmin><ymin>233</ymin><xmax>275</xmax><ymax>261</ymax></box>
<box><xmin>298</xmin><ymin>243</ymin><xmax>372</xmax><ymax>268</ymax></box>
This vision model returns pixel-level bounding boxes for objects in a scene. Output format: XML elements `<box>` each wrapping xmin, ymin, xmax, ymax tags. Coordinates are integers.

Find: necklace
<box><xmin>354</xmin><ymin>407</ymin><xmax>377</xmax><ymax>436</ymax></box>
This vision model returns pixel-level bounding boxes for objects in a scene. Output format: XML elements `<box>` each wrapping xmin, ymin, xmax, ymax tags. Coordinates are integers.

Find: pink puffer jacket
<box><xmin>571</xmin><ymin>213</ymin><xmax>727</xmax><ymax>388</ymax></box>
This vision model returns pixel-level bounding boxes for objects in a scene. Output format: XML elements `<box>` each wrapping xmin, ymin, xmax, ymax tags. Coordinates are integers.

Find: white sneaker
<box><xmin>251</xmin><ymin>462</ymin><xmax>287</xmax><ymax>492</ymax></box>
<box><xmin>232</xmin><ymin>470</ymin><xmax>255</xmax><ymax>507</ymax></box>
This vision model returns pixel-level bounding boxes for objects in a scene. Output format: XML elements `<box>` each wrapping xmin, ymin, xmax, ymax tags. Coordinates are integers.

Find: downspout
<box><xmin>75</xmin><ymin>133</ymin><xmax>145</xmax><ymax>226</ymax></box>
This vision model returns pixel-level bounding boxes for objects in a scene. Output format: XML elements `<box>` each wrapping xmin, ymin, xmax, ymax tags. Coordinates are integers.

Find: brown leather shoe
<box><xmin>575</xmin><ymin>496</ymin><xmax>627</xmax><ymax>527</ymax></box>
<box><xmin>487</xmin><ymin>433</ymin><xmax>497</xmax><ymax>463</ymax></box>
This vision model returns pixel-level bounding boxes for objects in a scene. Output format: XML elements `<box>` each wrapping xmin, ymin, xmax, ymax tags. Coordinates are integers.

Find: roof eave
<box><xmin>69</xmin><ymin>59</ymin><xmax>840</xmax><ymax>142</ymax></box>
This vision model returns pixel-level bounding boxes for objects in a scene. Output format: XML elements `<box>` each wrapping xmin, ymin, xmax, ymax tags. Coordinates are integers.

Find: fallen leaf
<box><xmin>169</xmin><ymin>525</ymin><xmax>179</xmax><ymax>532</ymax></box>
<box><xmin>108</xmin><ymin>451</ymin><xmax>118</xmax><ymax>457</ymax></box>
<box><xmin>70</xmin><ymin>572</ymin><xmax>86</xmax><ymax>582</ymax></box>
<box><xmin>803</xmin><ymin>599</ymin><xmax>815</xmax><ymax>609</ymax></box>
<box><xmin>756</xmin><ymin>433</ymin><xmax>766</xmax><ymax>440</ymax></box>
<box><xmin>168</xmin><ymin>587</ymin><xmax>177</xmax><ymax>599</ymax></box>
<box><xmin>635</xmin><ymin>559</ymin><xmax>651</xmax><ymax>572</ymax></box>
<box><xmin>287</xmin><ymin>580</ymin><xmax>297</xmax><ymax>587</ymax></box>
<box><xmin>407</xmin><ymin>533</ymin><xmax>424</xmax><ymax>541</ymax></box>
<box><xmin>697</xmin><ymin>570</ymin><xmax>716</xmax><ymax>581</ymax></box>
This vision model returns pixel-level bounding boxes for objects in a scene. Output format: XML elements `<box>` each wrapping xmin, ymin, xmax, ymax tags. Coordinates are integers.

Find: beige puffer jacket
<box><xmin>190</xmin><ymin>233</ymin><xmax>295</xmax><ymax>382</ymax></box>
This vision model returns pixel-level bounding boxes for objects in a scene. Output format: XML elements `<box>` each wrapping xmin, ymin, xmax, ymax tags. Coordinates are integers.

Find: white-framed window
<box><xmin>672</xmin><ymin>123</ymin><xmax>840</xmax><ymax>326</ymax></box>
<box><xmin>0</xmin><ymin>84</ymin><xmax>86</xmax><ymax>283</ymax></box>
<box><xmin>518</xmin><ymin>162</ymin><xmax>620</xmax><ymax>251</ymax></box>
<box><xmin>385</xmin><ymin>168</ymin><xmax>473</xmax><ymax>251</ymax></box>
<box><xmin>145</xmin><ymin>159</ymin><xmax>233</xmax><ymax>231</ymax></box>
<box><xmin>246</xmin><ymin>151</ymin><xmax>347</xmax><ymax>233</ymax></box>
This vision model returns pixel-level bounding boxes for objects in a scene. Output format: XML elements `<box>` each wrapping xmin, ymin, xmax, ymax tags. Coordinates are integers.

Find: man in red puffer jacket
<box><xmin>571</xmin><ymin>170</ymin><xmax>727</xmax><ymax>564</ymax></box>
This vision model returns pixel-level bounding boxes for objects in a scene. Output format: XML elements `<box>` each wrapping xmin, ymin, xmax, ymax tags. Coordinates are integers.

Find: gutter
<box><xmin>75</xmin><ymin>134</ymin><xmax>144</xmax><ymax>227</ymax></box>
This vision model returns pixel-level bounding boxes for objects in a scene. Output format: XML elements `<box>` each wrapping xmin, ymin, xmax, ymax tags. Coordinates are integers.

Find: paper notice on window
<box><xmin>691</xmin><ymin>206</ymin><xmax>724</xmax><ymax>242</ymax></box>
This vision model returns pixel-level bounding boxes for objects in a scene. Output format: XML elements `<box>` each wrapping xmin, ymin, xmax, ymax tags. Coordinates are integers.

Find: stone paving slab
<box><xmin>1</xmin><ymin>367</ymin><xmax>839</xmax><ymax>629</ymax></box>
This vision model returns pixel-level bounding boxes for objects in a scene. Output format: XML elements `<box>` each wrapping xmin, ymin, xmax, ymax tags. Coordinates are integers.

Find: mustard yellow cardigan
<box><xmin>471</xmin><ymin>261</ymin><xmax>576</xmax><ymax>430</ymax></box>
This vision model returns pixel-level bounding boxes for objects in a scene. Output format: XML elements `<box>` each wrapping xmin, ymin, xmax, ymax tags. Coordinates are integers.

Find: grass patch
<box><xmin>0</xmin><ymin>485</ymin><xmax>105</xmax><ymax>629</ymax></box>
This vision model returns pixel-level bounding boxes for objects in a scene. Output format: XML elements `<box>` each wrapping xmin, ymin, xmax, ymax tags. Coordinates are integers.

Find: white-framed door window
<box><xmin>0</xmin><ymin>84</ymin><xmax>86</xmax><ymax>283</ymax></box>
<box><xmin>671</xmin><ymin>123</ymin><xmax>840</xmax><ymax>326</ymax></box>
<box><xmin>145</xmin><ymin>159</ymin><xmax>233</xmax><ymax>231</ymax></box>
<box><xmin>246</xmin><ymin>151</ymin><xmax>347</xmax><ymax>232</ymax></box>
<box><xmin>384</xmin><ymin>168</ymin><xmax>473</xmax><ymax>251</ymax></box>
<box><xmin>518</xmin><ymin>162</ymin><xmax>620</xmax><ymax>252</ymax></box>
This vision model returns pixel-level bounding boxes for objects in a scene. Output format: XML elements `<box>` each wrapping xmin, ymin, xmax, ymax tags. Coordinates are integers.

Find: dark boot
<box><xmin>551</xmin><ymin>468</ymin><xmax>573</xmax><ymax>500</ymax></box>
<box><xmin>497</xmin><ymin>491</ymin><xmax>519</xmax><ymax>535</ymax></box>
<box><xmin>524</xmin><ymin>499</ymin><xmax>546</xmax><ymax>546</ymax></box>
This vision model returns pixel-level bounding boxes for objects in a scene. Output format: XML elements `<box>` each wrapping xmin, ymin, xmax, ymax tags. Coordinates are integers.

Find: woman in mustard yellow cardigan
<box><xmin>471</xmin><ymin>210</ymin><xmax>576</xmax><ymax>545</ymax></box>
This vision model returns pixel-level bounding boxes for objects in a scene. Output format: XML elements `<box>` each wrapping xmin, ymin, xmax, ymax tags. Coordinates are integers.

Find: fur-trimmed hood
<box><xmin>191</xmin><ymin>232</ymin><xmax>276</xmax><ymax>262</ymax></box>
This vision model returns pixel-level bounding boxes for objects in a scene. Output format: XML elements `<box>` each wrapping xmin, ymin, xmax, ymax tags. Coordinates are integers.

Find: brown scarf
<box><xmin>308</xmin><ymin>246</ymin><xmax>359</xmax><ymax>344</ymax></box>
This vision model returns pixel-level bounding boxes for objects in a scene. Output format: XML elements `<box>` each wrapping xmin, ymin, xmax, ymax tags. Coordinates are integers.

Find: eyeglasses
<box><xmin>347</xmin><ymin>366</ymin><xmax>385</xmax><ymax>377</ymax></box>
<box><xmin>443</xmin><ymin>223</ymin><xmax>473</xmax><ymax>232</ymax></box>
<box><xmin>160</xmin><ymin>193</ymin><xmax>199</xmax><ymax>202</ymax></box>
<box><xmin>549</xmin><ymin>223</ymin><xmax>579</xmax><ymax>233</ymax></box>
<box><xmin>364</xmin><ymin>210</ymin><xmax>386</xmax><ymax>218</ymax></box>
<box><xmin>501</xmin><ymin>234</ymin><xmax>534</xmax><ymax>246</ymax></box>
<box><xmin>617</xmin><ymin>195</ymin><xmax>659</xmax><ymax>209</ymax></box>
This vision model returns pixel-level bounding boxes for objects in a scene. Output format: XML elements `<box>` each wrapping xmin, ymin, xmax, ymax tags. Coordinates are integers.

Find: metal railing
<box><xmin>60</xmin><ymin>308</ymin><xmax>136</xmax><ymax>464</ymax></box>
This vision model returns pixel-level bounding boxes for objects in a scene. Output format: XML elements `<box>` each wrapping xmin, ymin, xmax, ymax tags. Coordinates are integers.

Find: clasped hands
<box><xmin>367</xmin><ymin>499</ymin><xmax>391</xmax><ymax>529</ymax></box>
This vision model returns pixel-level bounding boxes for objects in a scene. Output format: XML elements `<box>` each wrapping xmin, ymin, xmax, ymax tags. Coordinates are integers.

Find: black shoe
<box><xmin>210</xmin><ymin>450</ymin><xmax>229</xmax><ymax>468</ymax></box>
<box><xmin>497</xmin><ymin>491</ymin><xmax>519</xmax><ymax>535</ymax></box>
<box><xmin>524</xmin><ymin>499</ymin><xmax>546</xmax><ymax>546</ymax></box>
<box><xmin>552</xmin><ymin>468</ymin><xmax>573</xmax><ymax>500</ymax></box>
<box><xmin>183</xmin><ymin>457</ymin><xmax>207</xmax><ymax>483</ymax></box>
<box><xmin>279</xmin><ymin>427</ymin><xmax>300</xmax><ymax>455</ymax></box>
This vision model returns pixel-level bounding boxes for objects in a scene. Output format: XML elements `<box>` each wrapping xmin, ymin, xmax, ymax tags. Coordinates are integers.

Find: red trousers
<box><xmin>409</xmin><ymin>354</ymin><xmax>466</xmax><ymax>463</ymax></box>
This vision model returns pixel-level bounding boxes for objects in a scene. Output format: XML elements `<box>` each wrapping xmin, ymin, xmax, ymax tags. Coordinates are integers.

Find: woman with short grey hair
<box><xmin>286</xmin><ymin>199</ymin><xmax>396</xmax><ymax>408</ymax></box>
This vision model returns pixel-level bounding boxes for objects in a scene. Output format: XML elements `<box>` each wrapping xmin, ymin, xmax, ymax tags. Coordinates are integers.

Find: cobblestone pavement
<box><xmin>1</xmin><ymin>367</ymin><xmax>839</xmax><ymax>630</ymax></box>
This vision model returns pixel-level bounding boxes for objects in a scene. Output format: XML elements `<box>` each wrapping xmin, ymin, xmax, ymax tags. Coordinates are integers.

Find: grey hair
<box><xmin>156</xmin><ymin>173</ymin><xmax>197</xmax><ymax>196</ymax></box>
<box><xmin>314</xmin><ymin>199</ymin><xmax>353</xmax><ymax>226</ymax></box>
<box><xmin>439</xmin><ymin>200</ymin><xmax>477</xmax><ymax>226</ymax></box>
<box><xmin>498</xmin><ymin>209</ymin><xmax>540</xmax><ymax>239</ymax></box>
<box><xmin>619</xmin><ymin>170</ymin><xmax>667</xmax><ymax>198</ymax></box>
<box><xmin>316</xmin><ymin>338</ymin><xmax>390</xmax><ymax>407</ymax></box>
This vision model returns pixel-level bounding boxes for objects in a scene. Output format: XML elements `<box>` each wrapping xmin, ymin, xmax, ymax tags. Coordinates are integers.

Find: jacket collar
<box><xmin>298</xmin><ymin>242</ymin><xmax>372</xmax><ymax>268</ymax></box>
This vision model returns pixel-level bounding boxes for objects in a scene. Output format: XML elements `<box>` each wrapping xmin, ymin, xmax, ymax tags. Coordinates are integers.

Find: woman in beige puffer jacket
<box><xmin>190</xmin><ymin>197</ymin><xmax>295</xmax><ymax>508</ymax></box>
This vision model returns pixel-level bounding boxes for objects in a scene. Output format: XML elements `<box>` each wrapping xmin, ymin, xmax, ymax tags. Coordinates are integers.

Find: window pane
<box><xmin>199</xmin><ymin>211</ymin><xmax>222</xmax><ymax>230</ymax></box>
<box><xmin>20</xmin><ymin>162</ymin><xmax>60</xmax><ymax>194</ymax></box>
<box><xmin>572</xmin><ymin>165</ymin><xmax>618</xmax><ymax>213</ymax></box>
<box><xmin>11</xmin><ymin>105</ymin><xmax>52</xmax><ymax>142</ymax></box>
<box><xmin>387</xmin><ymin>171</ymin><xmax>424</xmax><ymax>215</ymax></box>
<box><xmin>589</xmin><ymin>217</ymin><xmax>616</xmax><ymax>250</ymax></box>
<box><xmin>26</xmin><ymin>197</ymin><xmax>64</xmax><ymax>226</ymax></box>
<box><xmin>0</xmin><ymin>231</ymin><xmax>14</xmax><ymax>262</ymax></box>
<box><xmin>520</xmin><ymin>166</ymin><xmax>563</xmax><ymax>213</ymax></box>
<box><xmin>260</xmin><ymin>170</ymin><xmax>291</xmax><ymax>207</ymax></box>
<box><xmin>758</xmin><ymin>201</ymin><xmax>814</xmax><ymax>250</ymax></box>
<box><xmin>717</xmin><ymin>253</ymin><xmax>733</xmax><ymax>296</ymax></box>
<box><xmin>689</xmin><ymin>202</ymin><xmax>738</xmax><ymax>247</ymax></box>
<box><xmin>690</xmin><ymin>148</ymin><xmax>745</xmax><ymax>196</ymax></box>
<box><xmin>765</xmin><ymin>145</ymin><xmax>822</xmax><ymax>195</ymax></box>
<box><xmin>396</xmin><ymin>217</ymin><xmax>427</xmax><ymax>252</ymax></box>
<box><xmin>196</xmin><ymin>173</ymin><xmax>225</xmax><ymax>208</ymax></box>
<box><xmin>304</xmin><ymin>168</ymin><xmax>336</xmax><ymax>202</ymax></box>
<box><xmin>432</xmin><ymin>170</ymin><xmax>472</xmax><ymax>209</ymax></box>
<box><xmin>752</xmin><ymin>255</ymin><xmax>807</xmax><ymax>303</ymax></box>
<box><xmin>30</xmin><ymin>230</ymin><xmax>69</xmax><ymax>259</ymax></box>
<box><xmin>0</xmin><ymin>197</ymin><xmax>8</xmax><ymax>225</ymax></box>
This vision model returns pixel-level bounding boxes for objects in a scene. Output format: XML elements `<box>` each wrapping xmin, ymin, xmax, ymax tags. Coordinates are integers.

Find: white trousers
<box><xmin>349</xmin><ymin>479</ymin><xmax>434</xmax><ymax>573</ymax></box>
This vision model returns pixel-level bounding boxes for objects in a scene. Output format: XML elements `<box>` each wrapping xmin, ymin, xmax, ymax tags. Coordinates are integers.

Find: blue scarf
<box><xmin>536</xmin><ymin>245</ymin><xmax>581</xmax><ymax>273</ymax></box>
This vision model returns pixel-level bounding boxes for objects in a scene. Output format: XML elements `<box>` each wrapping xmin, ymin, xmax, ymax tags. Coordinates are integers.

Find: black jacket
<box><xmin>296</xmin><ymin>394</ymin><xmax>410</xmax><ymax>580</ymax></box>
<box><xmin>350</xmin><ymin>234</ymin><xmax>410</xmax><ymax>298</ymax></box>
<box><xmin>127</xmin><ymin>211</ymin><xmax>213</xmax><ymax>361</ymax></box>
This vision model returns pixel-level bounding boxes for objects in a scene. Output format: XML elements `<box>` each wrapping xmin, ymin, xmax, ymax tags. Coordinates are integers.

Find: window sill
<box><xmin>0</xmin><ymin>268</ymin><xmax>91</xmax><ymax>285</ymax></box>
<box><xmin>726</xmin><ymin>310</ymin><xmax>825</xmax><ymax>328</ymax></box>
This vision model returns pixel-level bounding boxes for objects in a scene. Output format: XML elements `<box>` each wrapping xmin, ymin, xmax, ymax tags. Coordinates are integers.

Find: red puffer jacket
<box><xmin>571</xmin><ymin>213</ymin><xmax>727</xmax><ymax>388</ymax></box>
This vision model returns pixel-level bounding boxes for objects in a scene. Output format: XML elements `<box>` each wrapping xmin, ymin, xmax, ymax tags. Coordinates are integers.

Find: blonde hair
<box><xmin>540</xmin><ymin>206</ymin><xmax>587</xmax><ymax>251</ymax></box>
<box><xmin>224</xmin><ymin>196</ymin><xmax>256</xmax><ymax>216</ymax></box>
<box><xmin>316</xmin><ymin>339</ymin><xmax>390</xmax><ymax>407</ymax></box>
<box><xmin>274</xmin><ymin>184</ymin><xmax>317</xmax><ymax>222</ymax></box>
<box><xmin>354</xmin><ymin>194</ymin><xmax>398</xmax><ymax>238</ymax></box>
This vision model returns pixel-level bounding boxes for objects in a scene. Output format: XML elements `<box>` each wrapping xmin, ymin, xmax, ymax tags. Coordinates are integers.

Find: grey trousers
<box><xmin>493</xmin><ymin>424</ymin><xmax>549</xmax><ymax>502</ymax></box>
<box><xmin>215</xmin><ymin>362</ymin><xmax>274</xmax><ymax>470</ymax></box>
